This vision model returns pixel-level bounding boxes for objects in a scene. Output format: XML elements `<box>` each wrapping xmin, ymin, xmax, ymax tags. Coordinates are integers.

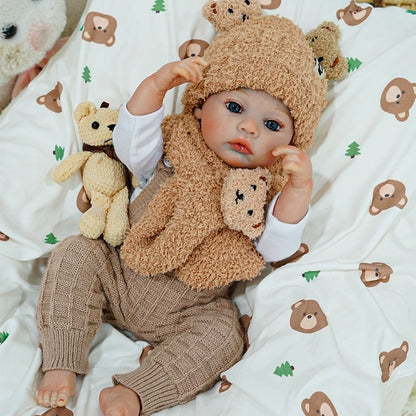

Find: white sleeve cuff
<box><xmin>254</xmin><ymin>194</ymin><xmax>310</xmax><ymax>262</ymax></box>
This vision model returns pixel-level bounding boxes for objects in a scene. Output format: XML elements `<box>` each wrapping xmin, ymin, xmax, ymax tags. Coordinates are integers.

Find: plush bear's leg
<box><xmin>79</xmin><ymin>191</ymin><xmax>111</xmax><ymax>239</ymax></box>
<box><xmin>104</xmin><ymin>186</ymin><xmax>129</xmax><ymax>246</ymax></box>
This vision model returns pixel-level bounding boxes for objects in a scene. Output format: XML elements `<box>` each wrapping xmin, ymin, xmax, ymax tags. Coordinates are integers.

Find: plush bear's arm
<box><xmin>52</xmin><ymin>151</ymin><xmax>91</xmax><ymax>183</ymax></box>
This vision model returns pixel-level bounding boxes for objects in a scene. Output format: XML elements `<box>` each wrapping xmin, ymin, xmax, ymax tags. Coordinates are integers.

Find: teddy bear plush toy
<box><xmin>306</xmin><ymin>21</ymin><xmax>348</xmax><ymax>81</ymax></box>
<box><xmin>0</xmin><ymin>0</ymin><xmax>67</xmax><ymax>112</ymax></box>
<box><xmin>53</xmin><ymin>101</ymin><xmax>130</xmax><ymax>247</ymax></box>
<box><xmin>0</xmin><ymin>0</ymin><xmax>88</xmax><ymax>114</ymax></box>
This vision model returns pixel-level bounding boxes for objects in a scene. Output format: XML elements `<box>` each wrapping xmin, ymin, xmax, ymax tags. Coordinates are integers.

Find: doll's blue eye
<box><xmin>226</xmin><ymin>102</ymin><xmax>242</xmax><ymax>113</ymax></box>
<box><xmin>265</xmin><ymin>120</ymin><xmax>280</xmax><ymax>131</ymax></box>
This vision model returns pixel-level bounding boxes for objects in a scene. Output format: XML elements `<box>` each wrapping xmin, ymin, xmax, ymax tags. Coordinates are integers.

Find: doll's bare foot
<box><xmin>99</xmin><ymin>384</ymin><xmax>141</xmax><ymax>416</ymax></box>
<box><xmin>37</xmin><ymin>369</ymin><xmax>76</xmax><ymax>408</ymax></box>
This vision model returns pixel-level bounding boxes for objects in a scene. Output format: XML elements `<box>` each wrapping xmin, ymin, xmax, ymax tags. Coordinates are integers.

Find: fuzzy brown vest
<box><xmin>120</xmin><ymin>113</ymin><xmax>283</xmax><ymax>290</ymax></box>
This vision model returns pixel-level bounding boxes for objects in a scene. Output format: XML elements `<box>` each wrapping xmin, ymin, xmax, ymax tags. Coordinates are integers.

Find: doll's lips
<box><xmin>253</xmin><ymin>223</ymin><xmax>262</xmax><ymax>229</ymax></box>
<box><xmin>229</xmin><ymin>138</ymin><xmax>253</xmax><ymax>154</ymax></box>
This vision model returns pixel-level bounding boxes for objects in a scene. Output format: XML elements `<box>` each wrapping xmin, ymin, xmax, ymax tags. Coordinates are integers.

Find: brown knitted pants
<box><xmin>36</xmin><ymin>166</ymin><xmax>244</xmax><ymax>415</ymax></box>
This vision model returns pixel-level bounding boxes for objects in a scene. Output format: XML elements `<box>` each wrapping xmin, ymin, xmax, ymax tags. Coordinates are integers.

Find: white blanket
<box><xmin>1</xmin><ymin>1</ymin><xmax>416</xmax><ymax>415</ymax></box>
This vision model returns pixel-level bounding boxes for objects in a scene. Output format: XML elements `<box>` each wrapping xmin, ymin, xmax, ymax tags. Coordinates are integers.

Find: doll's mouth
<box><xmin>229</xmin><ymin>138</ymin><xmax>253</xmax><ymax>154</ymax></box>
<box><xmin>253</xmin><ymin>223</ymin><xmax>262</xmax><ymax>229</ymax></box>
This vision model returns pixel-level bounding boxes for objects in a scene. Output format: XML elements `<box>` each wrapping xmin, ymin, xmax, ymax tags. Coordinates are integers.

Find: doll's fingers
<box><xmin>181</xmin><ymin>57</ymin><xmax>208</xmax><ymax>81</ymax></box>
<box><xmin>173</xmin><ymin>63</ymin><xmax>202</xmax><ymax>83</ymax></box>
<box><xmin>272</xmin><ymin>144</ymin><xmax>301</xmax><ymax>158</ymax></box>
<box><xmin>187</xmin><ymin>56</ymin><xmax>209</xmax><ymax>69</ymax></box>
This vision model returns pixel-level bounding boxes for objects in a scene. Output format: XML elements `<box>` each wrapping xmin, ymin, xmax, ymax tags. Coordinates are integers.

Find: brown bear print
<box><xmin>290</xmin><ymin>299</ymin><xmax>328</xmax><ymax>334</ymax></box>
<box><xmin>219</xmin><ymin>374</ymin><xmax>232</xmax><ymax>393</ymax></box>
<box><xmin>139</xmin><ymin>345</ymin><xmax>154</xmax><ymax>365</ymax></box>
<box><xmin>301</xmin><ymin>391</ymin><xmax>338</xmax><ymax>416</ymax></box>
<box><xmin>270</xmin><ymin>243</ymin><xmax>309</xmax><ymax>269</ymax></box>
<box><xmin>380</xmin><ymin>77</ymin><xmax>416</xmax><ymax>122</ymax></box>
<box><xmin>239</xmin><ymin>314</ymin><xmax>252</xmax><ymax>352</ymax></box>
<box><xmin>36</xmin><ymin>81</ymin><xmax>63</xmax><ymax>113</ymax></box>
<box><xmin>178</xmin><ymin>39</ymin><xmax>210</xmax><ymax>60</ymax></box>
<box><xmin>35</xmin><ymin>406</ymin><xmax>73</xmax><ymax>416</ymax></box>
<box><xmin>359</xmin><ymin>262</ymin><xmax>393</xmax><ymax>287</ymax></box>
<box><xmin>0</xmin><ymin>231</ymin><xmax>9</xmax><ymax>241</ymax></box>
<box><xmin>336</xmin><ymin>1</ymin><xmax>372</xmax><ymax>26</ymax></box>
<box><xmin>379</xmin><ymin>341</ymin><xmax>409</xmax><ymax>383</ymax></box>
<box><xmin>369</xmin><ymin>179</ymin><xmax>408</xmax><ymax>216</ymax></box>
<box><xmin>82</xmin><ymin>12</ymin><xmax>117</xmax><ymax>47</ymax></box>
<box><xmin>258</xmin><ymin>0</ymin><xmax>281</xmax><ymax>9</ymax></box>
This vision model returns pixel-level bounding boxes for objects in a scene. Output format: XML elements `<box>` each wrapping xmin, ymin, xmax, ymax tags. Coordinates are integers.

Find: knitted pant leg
<box><xmin>113</xmin><ymin>296</ymin><xmax>244</xmax><ymax>416</ymax></box>
<box><xmin>36</xmin><ymin>235</ymin><xmax>112</xmax><ymax>374</ymax></box>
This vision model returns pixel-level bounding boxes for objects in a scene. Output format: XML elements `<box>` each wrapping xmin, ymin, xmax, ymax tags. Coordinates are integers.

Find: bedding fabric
<box><xmin>1</xmin><ymin>0</ymin><xmax>416</xmax><ymax>415</ymax></box>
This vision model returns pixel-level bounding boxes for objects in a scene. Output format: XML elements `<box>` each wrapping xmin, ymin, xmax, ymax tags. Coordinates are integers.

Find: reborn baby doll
<box><xmin>36</xmin><ymin>1</ymin><xmax>328</xmax><ymax>415</ymax></box>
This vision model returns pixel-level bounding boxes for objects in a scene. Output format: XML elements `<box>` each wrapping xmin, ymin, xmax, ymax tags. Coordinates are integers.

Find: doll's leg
<box><xmin>36</xmin><ymin>235</ymin><xmax>112</xmax><ymax>407</ymax></box>
<box><xmin>110</xmin><ymin>290</ymin><xmax>244</xmax><ymax>416</ymax></box>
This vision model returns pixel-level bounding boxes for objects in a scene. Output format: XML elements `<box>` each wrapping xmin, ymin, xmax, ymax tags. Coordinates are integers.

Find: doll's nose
<box><xmin>238</xmin><ymin>118</ymin><xmax>259</xmax><ymax>137</ymax></box>
<box><xmin>1</xmin><ymin>24</ymin><xmax>17</xmax><ymax>39</ymax></box>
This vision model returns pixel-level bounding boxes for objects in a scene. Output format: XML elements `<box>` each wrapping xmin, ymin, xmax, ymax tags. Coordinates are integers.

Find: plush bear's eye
<box><xmin>228</xmin><ymin>8</ymin><xmax>234</xmax><ymax>14</ymax></box>
<box><xmin>92</xmin><ymin>121</ymin><xmax>100</xmax><ymax>129</ymax></box>
<box><xmin>1</xmin><ymin>24</ymin><xmax>17</xmax><ymax>39</ymax></box>
<box><xmin>250</xmin><ymin>184</ymin><xmax>257</xmax><ymax>191</ymax></box>
<box><xmin>245</xmin><ymin>0</ymin><xmax>250</xmax><ymax>4</ymax></box>
<box><xmin>247</xmin><ymin>210</ymin><xmax>253</xmax><ymax>216</ymax></box>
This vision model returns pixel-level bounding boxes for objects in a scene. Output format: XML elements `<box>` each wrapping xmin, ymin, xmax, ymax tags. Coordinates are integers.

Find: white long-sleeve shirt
<box><xmin>113</xmin><ymin>104</ymin><xmax>309</xmax><ymax>263</ymax></box>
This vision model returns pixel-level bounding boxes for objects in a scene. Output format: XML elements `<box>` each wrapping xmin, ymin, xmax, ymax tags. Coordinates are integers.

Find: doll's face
<box><xmin>194</xmin><ymin>89</ymin><xmax>294</xmax><ymax>168</ymax></box>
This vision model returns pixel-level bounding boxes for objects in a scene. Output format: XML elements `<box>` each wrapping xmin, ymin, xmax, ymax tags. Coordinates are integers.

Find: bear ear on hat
<box><xmin>202</xmin><ymin>0</ymin><xmax>263</xmax><ymax>32</ymax></box>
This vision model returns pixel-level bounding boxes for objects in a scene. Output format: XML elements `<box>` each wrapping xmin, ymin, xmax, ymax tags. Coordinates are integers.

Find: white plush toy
<box><xmin>0</xmin><ymin>0</ymin><xmax>68</xmax><ymax>113</ymax></box>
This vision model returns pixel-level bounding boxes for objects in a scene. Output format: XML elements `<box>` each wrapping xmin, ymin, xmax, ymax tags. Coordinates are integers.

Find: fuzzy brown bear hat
<box><xmin>182</xmin><ymin>5</ymin><xmax>328</xmax><ymax>153</ymax></box>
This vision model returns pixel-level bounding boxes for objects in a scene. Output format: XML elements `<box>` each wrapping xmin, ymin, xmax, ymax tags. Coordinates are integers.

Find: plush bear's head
<box><xmin>221</xmin><ymin>167</ymin><xmax>272</xmax><ymax>239</ymax></box>
<box><xmin>74</xmin><ymin>101</ymin><xmax>119</xmax><ymax>146</ymax></box>
<box><xmin>0</xmin><ymin>0</ymin><xmax>67</xmax><ymax>77</ymax></box>
<box><xmin>306</xmin><ymin>22</ymin><xmax>348</xmax><ymax>81</ymax></box>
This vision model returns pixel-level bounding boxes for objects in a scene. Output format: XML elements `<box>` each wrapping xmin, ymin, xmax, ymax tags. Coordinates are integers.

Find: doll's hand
<box><xmin>127</xmin><ymin>57</ymin><xmax>208</xmax><ymax>116</ymax></box>
<box><xmin>272</xmin><ymin>145</ymin><xmax>312</xmax><ymax>191</ymax></box>
<box><xmin>271</xmin><ymin>145</ymin><xmax>312</xmax><ymax>224</ymax></box>
<box><xmin>153</xmin><ymin>57</ymin><xmax>208</xmax><ymax>94</ymax></box>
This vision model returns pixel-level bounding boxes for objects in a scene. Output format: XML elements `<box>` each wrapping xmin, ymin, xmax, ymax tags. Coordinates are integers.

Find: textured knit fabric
<box><xmin>36</xmin><ymin>165</ymin><xmax>244</xmax><ymax>416</ymax></box>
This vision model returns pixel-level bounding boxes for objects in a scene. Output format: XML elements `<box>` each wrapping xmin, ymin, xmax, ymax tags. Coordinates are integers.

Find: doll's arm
<box><xmin>52</xmin><ymin>151</ymin><xmax>91</xmax><ymax>183</ymax></box>
<box><xmin>271</xmin><ymin>145</ymin><xmax>312</xmax><ymax>224</ymax></box>
<box><xmin>126</xmin><ymin>57</ymin><xmax>208</xmax><ymax>116</ymax></box>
